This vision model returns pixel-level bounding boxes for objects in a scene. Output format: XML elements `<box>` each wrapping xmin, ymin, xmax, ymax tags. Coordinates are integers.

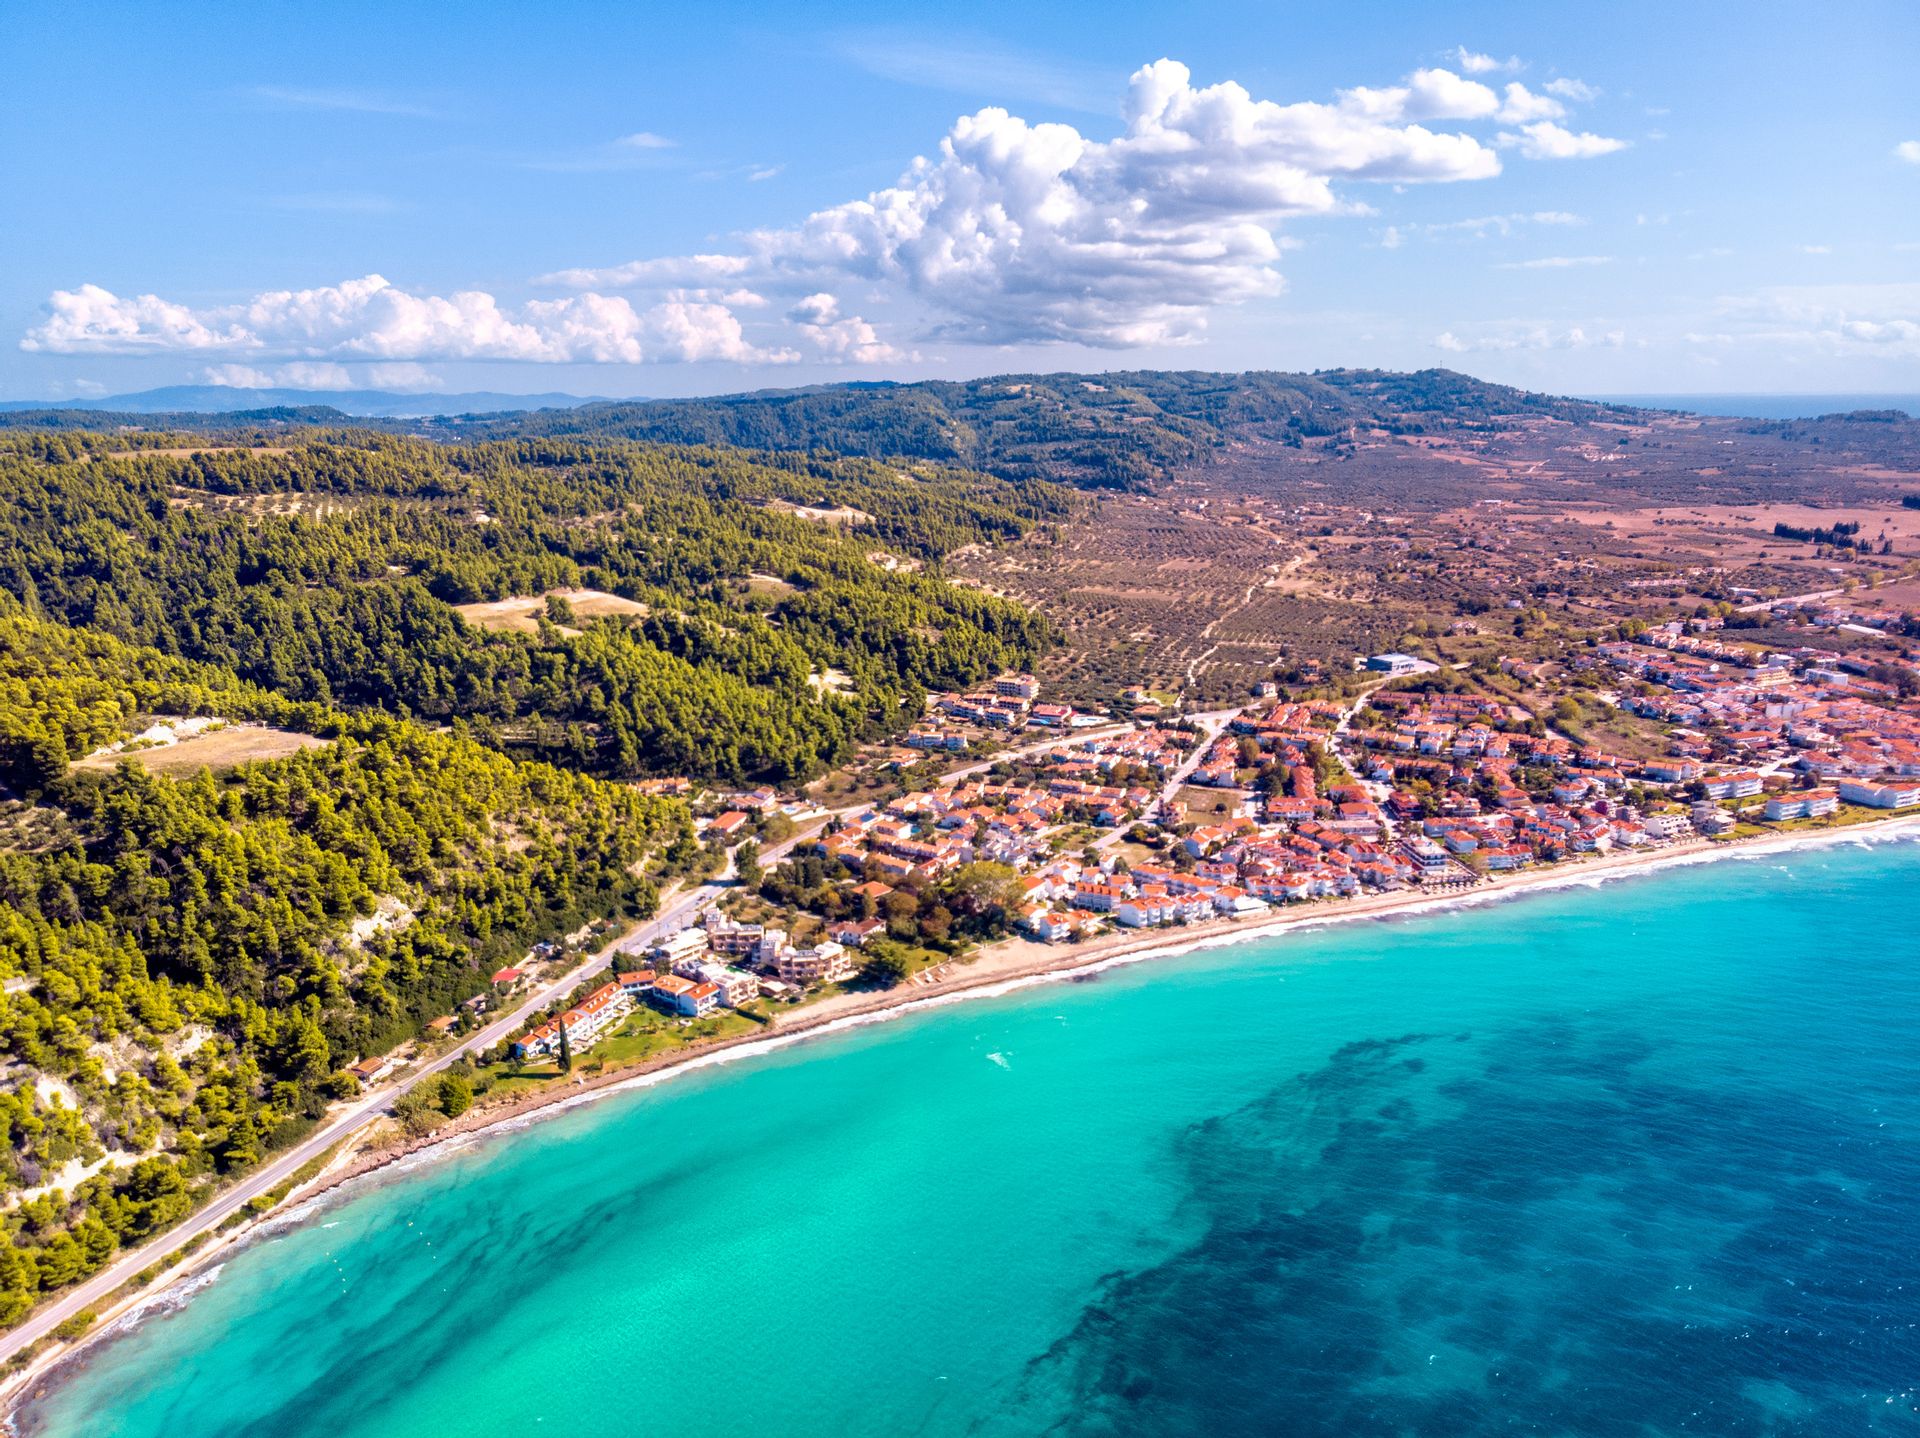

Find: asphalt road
<box><xmin>0</xmin><ymin>721</ymin><xmax>1148</xmax><ymax>1364</ymax></box>
<box><xmin>0</xmin><ymin>817</ymin><xmax>831</xmax><ymax>1367</ymax></box>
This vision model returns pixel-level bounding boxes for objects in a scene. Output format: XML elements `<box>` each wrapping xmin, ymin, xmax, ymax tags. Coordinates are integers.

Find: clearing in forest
<box><xmin>451</xmin><ymin>587</ymin><xmax>650</xmax><ymax>636</ymax></box>
<box><xmin>74</xmin><ymin>725</ymin><xmax>329</xmax><ymax>775</ymax></box>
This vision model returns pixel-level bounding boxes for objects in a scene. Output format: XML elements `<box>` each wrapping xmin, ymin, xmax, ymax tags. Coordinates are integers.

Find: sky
<box><xmin>3</xmin><ymin>0</ymin><xmax>1917</xmax><ymax>402</ymax></box>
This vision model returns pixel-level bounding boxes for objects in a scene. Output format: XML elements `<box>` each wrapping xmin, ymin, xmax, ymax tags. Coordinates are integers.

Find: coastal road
<box><xmin>2</xmin><ymin>726</ymin><xmax>1142</xmax><ymax>1363</ymax></box>
<box><xmin>0</xmin><ymin>818</ymin><xmax>836</xmax><ymax>1368</ymax></box>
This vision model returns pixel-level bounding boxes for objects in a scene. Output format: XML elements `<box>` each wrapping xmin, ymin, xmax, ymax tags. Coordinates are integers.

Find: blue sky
<box><xmin>4</xmin><ymin>0</ymin><xmax>1916</xmax><ymax>401</ymax></box>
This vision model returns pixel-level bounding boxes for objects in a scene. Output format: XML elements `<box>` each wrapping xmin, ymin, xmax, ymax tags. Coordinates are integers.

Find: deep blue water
<box><xmin>23</xmin><ymin>838</ymin><xmax>1920</xmax><ymax>1437</ymax></box>
<box><xmin>1587</xmin><ymin>393</ymin><xmax>1920</xmax><ymax>420</ymax></box>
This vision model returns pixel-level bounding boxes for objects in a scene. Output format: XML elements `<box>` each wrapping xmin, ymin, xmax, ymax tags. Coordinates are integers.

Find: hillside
<box><xmin>0</xmin><ymin>386</ymin><xmax>598</xmax><ymax>418</ymax></box>
<box><xmin>0</xmin><ymin>432</ymin><xmax>1065</xmax><ymax>784</ymax></box>
<box><xmin>0</xmin><ymin>616</ymin><xmax>688</xmax><ymax>1323</ymax></box>
<box><xmin>0</xmin><ymin>369</ymin><xmax>1638</xmax><ymax>490</ymax></box>
<box><xmin>432</xmin><ymin>368</ymin><xmax>1637</xmax><ymax>490</ymax></box>
<box><xmin>0</xmin><ymin>423</ymin><xmax>1076</xmax><ymax>1327</ymax></box>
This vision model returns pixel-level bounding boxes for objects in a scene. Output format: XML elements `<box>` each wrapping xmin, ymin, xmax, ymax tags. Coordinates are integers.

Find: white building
<box><xmin>774</xmin><ymin>941</ymin><xmax>855</xmax><ymax>985</ymax></box>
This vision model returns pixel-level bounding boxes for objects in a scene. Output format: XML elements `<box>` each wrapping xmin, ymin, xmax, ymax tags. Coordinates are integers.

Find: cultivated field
<box><xmin>953</xmin><ymin>407</ymin><xmax>1920</xmax><ymax>708</ymax></box>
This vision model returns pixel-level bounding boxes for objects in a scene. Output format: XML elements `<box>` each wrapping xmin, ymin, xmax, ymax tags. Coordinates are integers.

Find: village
<box><xmin>498</xmin><ymin>627</ymin><xmax>1920</xmax><ymax>1069</ymax></box>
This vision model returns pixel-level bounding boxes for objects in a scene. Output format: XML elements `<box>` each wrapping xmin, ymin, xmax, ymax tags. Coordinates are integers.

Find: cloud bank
<box><xmin>23</xmin><ymin>276</ymin><xmax>797</xmax><ymax>365</ymax></box>
<box><xmin>26</xmin><ymin>57</ymin><xmax>1627</xmax><ymax>365</ymax></box>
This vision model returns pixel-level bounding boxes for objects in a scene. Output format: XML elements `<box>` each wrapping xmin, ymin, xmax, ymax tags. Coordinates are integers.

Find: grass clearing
<box><xmin>452</xmin><ymin>588</ymin><xmax>650</xmax><ymax>636</ymax></box>
<box><xmin>73</xmin><ymin>725</ymin><xmax>329</xmax><ymax>775</ymax></box>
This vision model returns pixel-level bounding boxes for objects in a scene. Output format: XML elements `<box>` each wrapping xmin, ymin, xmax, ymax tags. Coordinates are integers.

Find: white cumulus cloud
<box><xmin>787</xmin><ymin>294</ymin><xmax>904</xmax><ymax>363</ymax></box>
<box><xmin>1712</xmin><ymin>282</ymin><xmax>1920</xmax><ymax>356</ymax></box>
<box><xmin>1497</xmin><ymin>121</ymin><xmax>1628</xmax><ymax>160</ymax></box>
<box><xmin>552</xmin><ymin>58</ymin><xmax>1532</xmax><ymax>349</ymax></box>
<box><xmin>1451</xmin><ymin>47</ymin><xmax>1522</xmax><ymax>75</ymax></box>
<box><xmin>28</xmin><ymin>56</ymin><xmax>1631</xmax><ymax>364</ymax></box>
<box><xmin>1435</xmin><ymin>325</ymin><xmax>1625</xmax><ymax>352</ymax></box>
<box><xmin>1896</xmin><ymin>140</ymin><xmax>1920</xmax><ymax>164</ymax></box>
<box><xmin>24</xmin><ymin>275</ymin><xmax>793</xmax><ymax>365</ymax></box>
<box><xmin>1544</xmin><ymin>77</ymin><xmax>1601</xmax><ymax>102</ymax></box>
<box><xmin>1494</xmin><ymin>254</ymin><xmax>1613</xmax><ymax>269</ymax></box>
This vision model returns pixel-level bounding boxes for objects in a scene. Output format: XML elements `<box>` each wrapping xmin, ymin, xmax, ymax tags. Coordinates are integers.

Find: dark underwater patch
<box><xmin>986</xmin><ymin>1020</ymin><xmax>1920</xmax><ymax>1438</ymax></box>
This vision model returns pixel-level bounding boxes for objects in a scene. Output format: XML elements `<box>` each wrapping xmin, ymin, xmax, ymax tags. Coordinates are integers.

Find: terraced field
<box><xmin>952</xmin><ymin>405</ymin><xmax>1920</xmax><ymax>709</ymax></box>
<box><xmin>951</xmin><ymin>485</ymin><xmax>1409</xmax><ymax>706</ymax></box>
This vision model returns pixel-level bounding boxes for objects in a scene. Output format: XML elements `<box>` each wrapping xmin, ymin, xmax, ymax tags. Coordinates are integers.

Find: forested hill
<box><xmin>428</xmin><ymin>368</ymin><xmax>1637</xmax><ymax>490</ymax></box>
<box><xmin>0</xmin><ymin>614</ymin><xmax>687</xmax><ymax>1322</ymax></box>
<box><xmin>0</xmin><ymin>422</ymin><xmax>1067</xmax><ymax>1321</ymax></box>
<box><xmin>0</xmin><ymin>432</ymin><xmax>1063</xmax><ymax>784</ymax></box>
<box><xmin>0</xmin><ymin>369</ymin><xmax>1639</xmax><ymax>490</ymax></box>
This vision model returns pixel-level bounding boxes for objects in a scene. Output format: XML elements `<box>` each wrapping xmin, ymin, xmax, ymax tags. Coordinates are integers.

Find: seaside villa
<box><xmin>512</xmin><ymin>981</ymin><xmax>632</xmax><ymax>1061</ymax></box>
<box><xmin>651</xmin><ymin>973</ymin><xmax>720</xmax><ymax>1017</ymax></box>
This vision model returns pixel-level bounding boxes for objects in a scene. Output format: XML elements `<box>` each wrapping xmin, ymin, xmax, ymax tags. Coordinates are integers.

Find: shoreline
<box><xmin>10</xmin><ymin>810</ymin><xmax>1920</xmax><ymax>1421</ymax></box>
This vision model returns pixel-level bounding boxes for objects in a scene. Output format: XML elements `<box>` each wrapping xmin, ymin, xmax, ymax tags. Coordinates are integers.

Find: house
<box><xmin>905</xmin><ymin>728</ymin><xmax>968</xmax><ymax>751</ymax></box>
<box><xmin>1019</xmin><ymin>906</ymin><xmax>1075</xmax><ymax>942</ymax></box>
<box><xmin>674</xmin><ymin>961</ymin><xmax>760</xmax><ymax>1007</ymax></box>
<box><xmin>425</xmin><ymin>1016</ymin><xmax>457</xmax><ymax>1037</ymax></box>
<box><xmin>617</xmin><ymin>969</ymin><xmax>657</xmax><ymax>998</ymax></box>
<box><xmin>1701</xmin><ymin>772</ymin><xmax>1764</xmax><ymax>800</ymax></box>
<box><xmin>490</xmin><ymin>966</ymin><xmax>526</xmax><ymax>988</ymax></box>
<box><xmin>700</xmin><ymin>967</ymin><xmax>762</xmax><ymax>1008</ymax></box>
<box><xmin>995</xmin><ymin>673</ymin><xmax>1042</xmax><ymax>701</ymax></box>
<box><xmin>708</xmin><ymin>810</ymin><xmax>751</xmax><ymax>840</ymax></box>
<box><xmin>346</xmin><ymin>1055</ymin><xmax>394</xmax><ymax>1085</ymax></box>
<box><xmin>1641</xmin><ymin>811</ymin><xmax>1692</xmax><ymax>841</ymax></box>
<box><xmin>774</xmin><ymin>941</ymin><xmax>856</xmax><ymax>985</ymax></box>
<box><xmin>647</xmin><ymin>927</ymin><xmax>710</xmax><ymax>965</ymax></box>
<box><xmin>704</xmin><ymin>915</ymin><xmax>766</xmax><ymax>957</ymax></box>
<box><xmin>1072</xmin><ymin>882</ymin><xmax>1126</xmax><ymax>912</ymax></box>
<box><xmin>828</xmin><ymin>917</ymin><xmax>886</xmax><ymax>947</ymax></box>
<box><xmin>651</xmin><ymin>973</ymin><xmax>719</xmax><ymax>1017</ymax></box>
<box><xmin>1397</xmin><ymin>836</ymin><xmax>1453</xmax><ymax>877</ymax></box>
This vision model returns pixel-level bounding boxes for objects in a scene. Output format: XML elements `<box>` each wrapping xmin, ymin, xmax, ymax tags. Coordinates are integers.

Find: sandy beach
<box><xmin>11</xmin><ymin>809</ymin><xmax>1920</xmax><ymax>1415</ymax></box>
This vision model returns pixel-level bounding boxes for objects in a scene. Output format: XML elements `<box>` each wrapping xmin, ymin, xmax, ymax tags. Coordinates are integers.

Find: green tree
<box><xmin>861</xmin><ymin>948</ymin><xmax>912</xmax><ymax>987</ymax></box>
<box><xmin>734</xmin><ymin>840</ymin><xmax>762</xmax><ymax>890</ymax></box>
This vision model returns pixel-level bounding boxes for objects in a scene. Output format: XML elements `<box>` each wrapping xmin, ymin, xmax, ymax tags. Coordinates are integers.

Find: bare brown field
<box><xmin>74</xmin><ymin>726</ymin><xmax>328</xmax><ymax>775</ymax></box>
<box><xmin>955</xmin><ymin>407</ymin><xmax>1920</xmax><ymax>708</ymax></box>
<box><xmin>763</xmin><ymin>499</ymin><xmax>872</xmax><ymax>527</ymax></box>
<box><xmin>950</xmin><ymin>486</ymin><xmax>1410</xmax><ymax>705</ymax></box>
<box><xmin>452</xmin><ymin>588</ymin><xmax>649</xmax><ymax>635</ymax></box>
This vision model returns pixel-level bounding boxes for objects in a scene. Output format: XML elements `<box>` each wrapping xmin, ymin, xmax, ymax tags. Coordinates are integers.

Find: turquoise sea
<box><xmin>23</xmin><ymin>838</ymin><xmax>1920</xmax><ymax>1437</ymax></box>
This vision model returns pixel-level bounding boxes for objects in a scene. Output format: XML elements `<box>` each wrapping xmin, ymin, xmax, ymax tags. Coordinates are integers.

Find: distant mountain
<box><xmin>435</xmin><ymin>367</ymin><xmax>1642</xmax><ymax>489</ymax></box>
<box><xmin>0</xmin><ymin>368</ymin><xmax>1650</xmax><ymax>490</ymax></box>
<box><xmin>0</xmin><ymin>385</ymin><xmax>603</xmax><ymax>418</ymax></box>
